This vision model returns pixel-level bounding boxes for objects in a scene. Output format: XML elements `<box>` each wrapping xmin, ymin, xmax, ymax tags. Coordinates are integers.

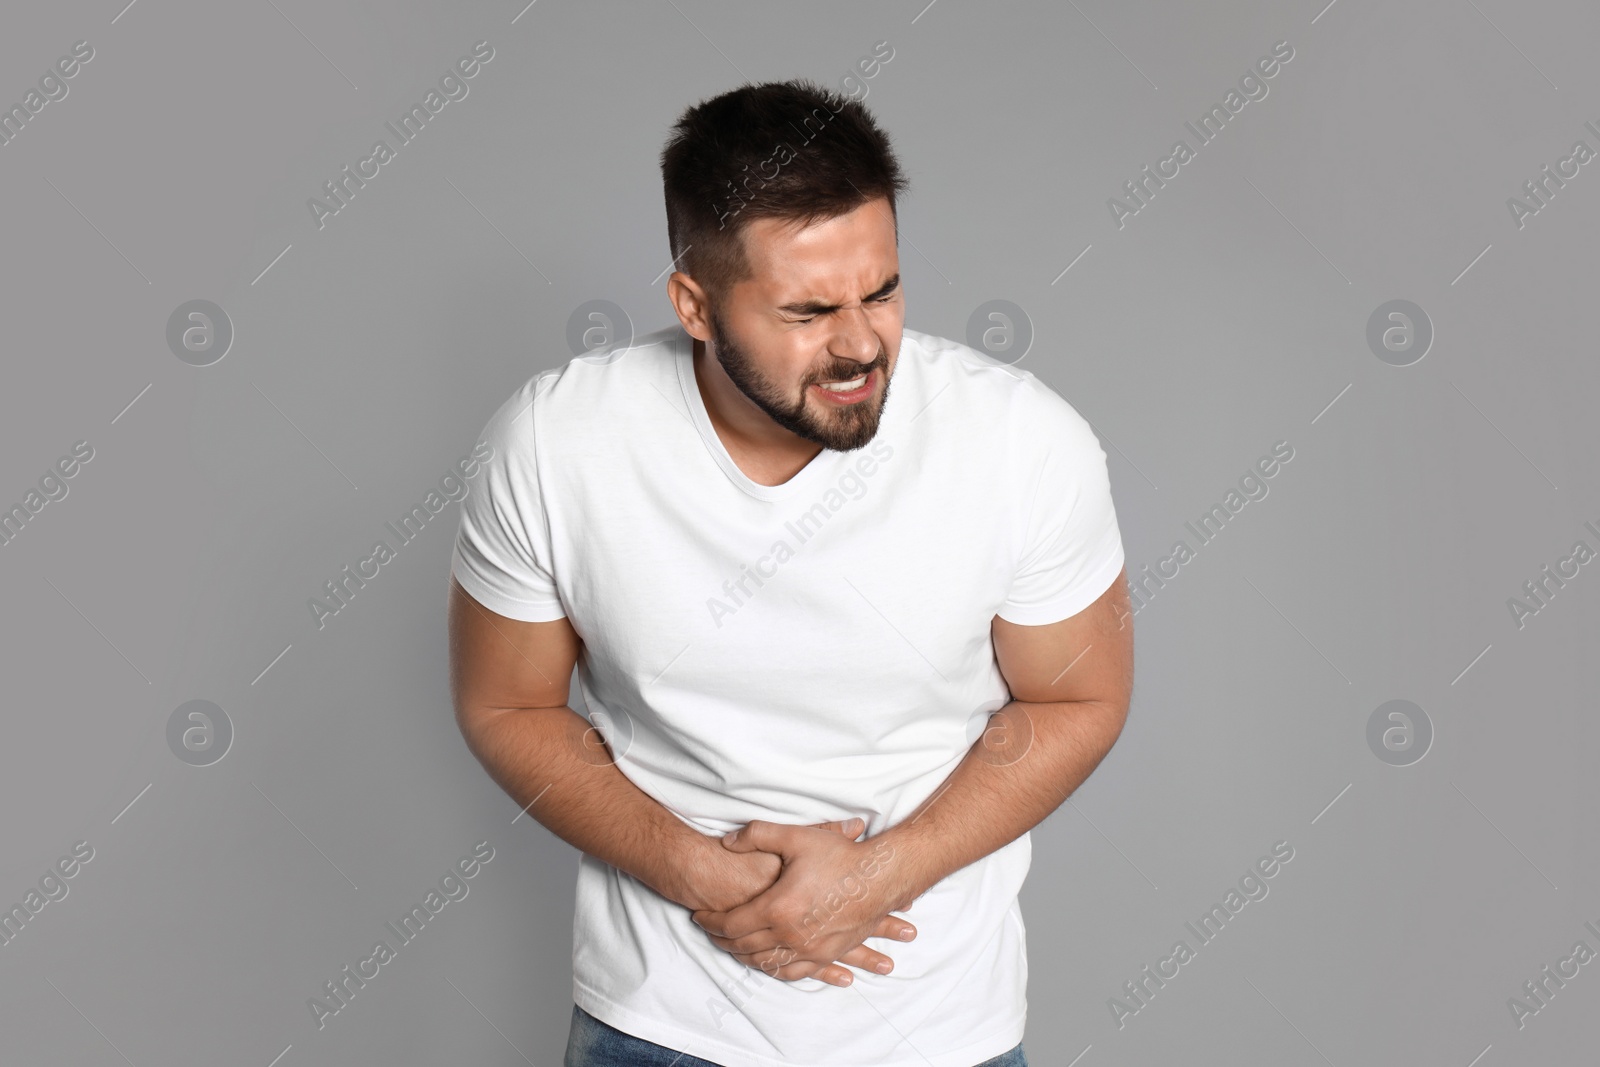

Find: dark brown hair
<box><xmin>660</xmin><ymin>78</ymin><xmax>908</xmax><ymax>303</ymax></box>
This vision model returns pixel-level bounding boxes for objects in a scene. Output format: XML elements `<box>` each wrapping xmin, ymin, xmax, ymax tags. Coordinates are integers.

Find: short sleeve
<box><xmin>449</xmin><ymin>378</ymin><xmax>567</xmax><ymax>622</ymax></box>
<box><xmin>996</xmin><ymin>384</ymin><xmax>1125</xmax><ymax>626</ymax></box>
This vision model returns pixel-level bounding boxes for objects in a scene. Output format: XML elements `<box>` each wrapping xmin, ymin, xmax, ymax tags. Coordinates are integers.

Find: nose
<box><xmin>829</xmin><ymin>303</ymin><xmax>881</xmax><ymax>367</ymax></box>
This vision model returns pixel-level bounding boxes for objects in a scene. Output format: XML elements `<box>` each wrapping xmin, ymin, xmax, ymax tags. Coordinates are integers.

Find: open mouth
<box><xmin>812</xmin><ymin>368</ymin><xmax>876</xmax><ymax>404</ymax></box>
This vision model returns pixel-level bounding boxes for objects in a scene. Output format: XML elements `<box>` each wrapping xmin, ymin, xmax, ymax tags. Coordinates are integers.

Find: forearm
<box><xmin>878</xmin><ymin>697</ymin><xmax>1127</xmax><ymax>902</ymax></box>
<box><xmin>459</xmin><ymin>703</ymin><xmax>713</xmax><ymax>908</ymax></box>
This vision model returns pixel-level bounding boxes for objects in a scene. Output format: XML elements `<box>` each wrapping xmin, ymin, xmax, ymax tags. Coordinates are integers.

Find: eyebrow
<box><xmin>777</xmin><ymin>273</ymin><xmax>900</xmax><ymax>317</ymax></box>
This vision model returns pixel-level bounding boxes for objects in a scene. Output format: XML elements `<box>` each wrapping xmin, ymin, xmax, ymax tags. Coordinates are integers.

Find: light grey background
<box><xmin>2</xmin><ymin>0</ymin><xmax>1596</xmax><ymax>1064</ymax></box>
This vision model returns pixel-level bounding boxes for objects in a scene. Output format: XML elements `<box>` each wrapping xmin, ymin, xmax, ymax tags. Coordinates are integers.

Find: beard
<box><xmin>706</xmin><ymin>304</ymin><xmax>892</xmax><ymax>452</ymax></box>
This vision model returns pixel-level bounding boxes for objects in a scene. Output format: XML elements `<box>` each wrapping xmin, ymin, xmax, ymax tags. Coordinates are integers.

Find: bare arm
<box><xmin>692</xmin><ymin>568</ymin><xmax>1134</xmax><ymax>977</ymax></box>
<box><xmin>448</xmin><ymin>578</ymin><xmax>721</xmax><ymax>908</ymax></box>
<box><xmin>878</xmin><ymin>566</ymin><xmax>1134</xmax><ymax>898</ymax></box>
<box><xmin>447</xmin><ymin>578</ymin><xmax>910</xmax><ymax>984</ymax></box>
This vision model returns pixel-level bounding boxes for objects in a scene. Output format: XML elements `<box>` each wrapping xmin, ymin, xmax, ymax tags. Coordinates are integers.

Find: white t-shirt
<box><xmin>450</xmin><ymin>321</ymin><xmax>1124</xmax><ymax>1067</ymax></box>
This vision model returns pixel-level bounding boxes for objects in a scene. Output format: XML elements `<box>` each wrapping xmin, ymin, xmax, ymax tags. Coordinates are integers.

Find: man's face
<box><xmin>705</xmin><ymin>196</ymin><xmax>904</xmax><ymax>452</ymax></box>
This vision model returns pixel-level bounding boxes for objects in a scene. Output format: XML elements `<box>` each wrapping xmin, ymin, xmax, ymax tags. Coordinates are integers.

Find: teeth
<box><xmin>820</xmin><ymin>375</ymin><xmax>868</xmax><ymax>392</ymax></box>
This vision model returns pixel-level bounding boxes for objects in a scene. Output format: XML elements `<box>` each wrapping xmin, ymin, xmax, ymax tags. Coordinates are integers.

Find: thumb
<box><xmin>721</xmin><ymin>819</ymin><xmax>785</xmax><ymax>853</ymax></box>
<box><xmin>811</xmin><ymin>816</ymin><xmax>867</xmax><ymax>839</ymax></box>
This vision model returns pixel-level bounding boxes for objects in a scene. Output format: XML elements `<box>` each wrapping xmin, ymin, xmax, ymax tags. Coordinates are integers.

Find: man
<box><xmin>448</xmin><ymin>79</ymin><xmax>1132</xmax><ymax>1067</ymax></box>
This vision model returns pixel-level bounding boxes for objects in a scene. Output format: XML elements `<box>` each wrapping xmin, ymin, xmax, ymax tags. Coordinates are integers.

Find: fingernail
<box><xmin>875</xmin><ymin>961</ymin><xmax>891</xmax><ymax>973</ymax></box>
<box><xmin>897</xmin><ymin>929</ymin><xmax>914</xmax><ymax>941</ymax></box>
<box><xmin>838</xmin><ymin>972</ymin><xmax>852</xmax><ymax>985</ymax></box>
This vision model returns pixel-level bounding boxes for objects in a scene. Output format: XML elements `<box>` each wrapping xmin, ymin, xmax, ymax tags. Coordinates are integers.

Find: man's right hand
<box><xmin>449</xmin><ymin>590</ymin><xmax>914</xmax><ymax>989</ymax></box>
<box><xmin>681</xmin><ymin>816</ymin><xmax>916</xmax><ymax>988</ymax></box>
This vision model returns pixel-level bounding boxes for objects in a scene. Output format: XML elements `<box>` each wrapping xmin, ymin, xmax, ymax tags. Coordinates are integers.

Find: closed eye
<box><xmin>791</xmin><ymin>293</ymin><xmax>897</xmax><ymax>326</ymax></box>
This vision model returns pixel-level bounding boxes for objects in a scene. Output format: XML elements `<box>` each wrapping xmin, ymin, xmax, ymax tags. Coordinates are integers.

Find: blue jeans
<box><xmin>564</xmin><ymin>1003</ymin><xmax>1028</xmax><ymax>1067</ymax></box>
